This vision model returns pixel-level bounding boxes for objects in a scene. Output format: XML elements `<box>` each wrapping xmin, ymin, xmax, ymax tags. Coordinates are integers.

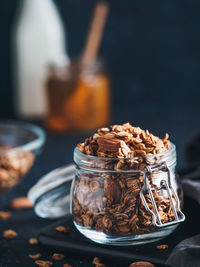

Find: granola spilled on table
<box><xmin>129</xmin><ymin>262</ymin><xmax>155</xmax><ymax>267</ymax></box>
<box><xmin>28</xmin><ymin>254</ymin><xmax>41</xmax><ymax>260</ymax></box>
<box><xmin>29</xmin><ymin>237</ymin><xmax>38</xmax><ymax>245</ymax></box>
<box><xmin>35</xmin><ymin>260</ymin><xmax>53</xmax><ymax>267</ymax></box>
<box><xmin>9</xmin><ymin>197</ymin><xmax>33</xmax><ymax>210</ymax></box>
<box><xmin>73</xmin><ymin>122</ymin><xmax>174</xmax><ymax>236</ymax></box>
<box><xmin>0</xmin><ymin>211</ymin><xmax>12</xmax><ymax>220</ymax></box>
<box><xmin>3</xmin><ymin>229</ymin><xmax>18</xmax><ymax>239</ymax></box>
<box><xmin>52</xmin><ymin>253</ymin><xmax>65</xmax><ymax>261</ymax></box>
<box><xmin>92</xmin><ymin>257</ymin><xmax>106</xmax><ymax>267</ymax></box>
<box><xmin>156</xmin><ymin>244</ymin><xmax>168</xmax><ymax>250</ymax></box>
<box><xmin>55</xmin><ymin>226</ymin><xmax>70</xmax><ymax>234</ymax></box>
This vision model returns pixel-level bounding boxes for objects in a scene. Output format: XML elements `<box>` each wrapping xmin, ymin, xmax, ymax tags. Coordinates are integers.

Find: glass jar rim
<box><xmin>74</xmin><ymin>142</ymin><xmax>176</xmax><ymax>169</ymax></box>
<box><xmin>74</xmin><ymin>141</ymin><xmax>175</xmax><ymax>160</ymax></box>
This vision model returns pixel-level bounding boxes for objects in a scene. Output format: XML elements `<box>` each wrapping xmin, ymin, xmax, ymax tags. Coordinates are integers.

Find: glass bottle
<box><xmin>13</xmin><ymin>0</ymin><xmax>68</xmax><ymax>119</ymax></box>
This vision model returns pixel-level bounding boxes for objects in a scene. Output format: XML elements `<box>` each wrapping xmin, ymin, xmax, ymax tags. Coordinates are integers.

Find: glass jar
<box><xmin>45</xmin><ymin>60</ymin><xmax>110</xmax><ymax>132</ymax></box>
<box><xmin>28</xmin><ymin>142</ymin><xmax>185</xmax><ymax>246</ymax></box>
<box><xmin>72</xmin><ymin>142</ymin><xmax>185</xmax><ymax>245</ymax></box>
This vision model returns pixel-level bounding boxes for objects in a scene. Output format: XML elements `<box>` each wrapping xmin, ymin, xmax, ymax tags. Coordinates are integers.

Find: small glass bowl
<box><xmin>0</xmin><ymin>120</ymin><xmax>46</xmax><ymax>194</ymax></box>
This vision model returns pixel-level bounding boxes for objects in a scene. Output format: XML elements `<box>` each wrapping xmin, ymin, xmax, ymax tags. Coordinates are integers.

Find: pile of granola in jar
<box><xmin>73</xmin><ymin>123</ymin><xmax>177</xmax><ymax>237</ymax></box>
<box><xmin>77</xmin><ymin>123</ymin><xmax>169</xmax><ymax>158</ymax></box>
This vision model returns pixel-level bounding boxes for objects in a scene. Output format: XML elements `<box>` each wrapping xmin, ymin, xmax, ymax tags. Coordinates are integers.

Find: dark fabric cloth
<box><xmin>182</xmin><ymin>177</ymin><xmax>200</xmax><ymax>205</ymax></box>
<box><xmin>167</xmin><ymin>132</ymin><xmax>200</xmax><ymax>267</ymax></box>
<box><xmin>181</xmin><ymin>166</ymin><xmax>200</xmax><ymax>204</ymax></box>
<box><xmin>167</xmin><ymin>235</ymin><xmax>200</xmax><ymax>267</ymax></box>
<box><xmin>185</xmin><ymin>131</ymin><xmax>200</xmax><ymax>165</ymax></box>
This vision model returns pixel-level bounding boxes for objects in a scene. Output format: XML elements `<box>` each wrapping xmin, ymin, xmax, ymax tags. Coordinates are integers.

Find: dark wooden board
<box><xmin>38</xmin><ymin>196</ymin><xmax>199</xmax><ymax>267</ymax></box>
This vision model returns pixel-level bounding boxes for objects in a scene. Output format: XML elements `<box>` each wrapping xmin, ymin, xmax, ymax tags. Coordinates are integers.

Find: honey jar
<box><xmin>46</xmin><ymin>60</ymin><xmax>110</xmax><ymax>132</ymax></box>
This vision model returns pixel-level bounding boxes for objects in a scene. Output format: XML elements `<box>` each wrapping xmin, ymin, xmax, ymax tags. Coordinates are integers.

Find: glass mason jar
<box><xmin>72</xmin><ymin>142</ymin><xmax>185</xmax><ymax>245</ymax></box>
<box><xmin>28</xmin><ymin>142</ymin><xmax>185</xmax><ymax>246</ymax></box>
<box><xmin>45</xmin><ymin>60</ymin><xmax>110</xmax><ymax>132</ymax></box>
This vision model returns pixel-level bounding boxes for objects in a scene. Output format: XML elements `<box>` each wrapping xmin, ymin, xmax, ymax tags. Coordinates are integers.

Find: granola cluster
<box><xmin>129</xmin><ymin>262</ymin><xmax>155</xmax><ymax>267</ymax></box>
<box><xmin>3</xmin><ymin>229</ymin><xmax>18</xmax><ymax>239</ymax></box>
<box><xmin>77</xmin><ymin>122</ymin><xmax>169</xmax><ymax>158</ymax></box>
<box><xmin>0</xmin><ymin>145</ymin><xmax>34</xmax><ymax>193</ymax></box>
<box><xmin>73</xmin><ymin>123</ymin><xmax>175</xmax><ymax>236</ymax></box>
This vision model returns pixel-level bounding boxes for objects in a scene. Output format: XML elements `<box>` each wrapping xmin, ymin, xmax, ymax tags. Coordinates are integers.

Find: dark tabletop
<box><xmin>0</xmin><ymin>110</ymin><xmax>199</xmax><ymax>267</ymax></box>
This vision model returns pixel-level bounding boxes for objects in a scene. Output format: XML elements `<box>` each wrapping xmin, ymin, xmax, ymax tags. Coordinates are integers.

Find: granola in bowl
<box><xmin>72</xmin><ymin>123</ymin><xmax>184</xmax><ymax>245</ymax></box>
<box><xmin>0</xmin><ymin>121</ymin><xmax>45</xmax><ymax>195</ymax></box>
<box><xmin>0</xmin><ymin>145</ymin><xmax>34</xmax><ymax>193</ymax></box>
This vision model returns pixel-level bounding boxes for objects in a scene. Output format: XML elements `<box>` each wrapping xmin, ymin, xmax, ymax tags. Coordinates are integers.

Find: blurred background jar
<box><xmin>45</xmin><ymin>1</ymin><xmax>110</xmax><ymax>133</ymax></box>
<box><xmin>13</xmin><ymin>0</ymin><xmax>69</xmax><ymax>119</ymax></box>
<box><xmin>46</xmin><ymin>60</ymin><xmax>110</xmax><ymax>132</ymax></box>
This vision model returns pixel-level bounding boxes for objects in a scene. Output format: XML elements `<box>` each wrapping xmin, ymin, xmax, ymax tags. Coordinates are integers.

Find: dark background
<box><xmin>2</xmin><ymin>0</ymin><xmax>200</xmax><ymax>113</ymax></box>
<box><xmin>1</xmin><ymin>0</ymin><xmax>200</xmax><ymax>168</ymax></box>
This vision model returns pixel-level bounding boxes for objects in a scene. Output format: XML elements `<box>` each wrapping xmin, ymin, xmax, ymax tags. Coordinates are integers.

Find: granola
<box><xmin>156</xmin><ymin>244</ymin><xmax>168</xmax><ymax>250</ymax></box>
<box><xmin>0</xmin><ymin>145</ymin><xmax>34</xmax><ymax>193</ymax></box>
<box><xmin>9</xmin><ymin>197</ymin><xmax>33</xmax><ymax>210</ymax></box>
<box><xmin>92</xmin><ymin>257</ymin><xmax>101</xmax><ymax>265</ymax></box>
<box><xmin>77</xmin><ymin>123</ymin><xmax>169</xmax><ymax>158</ymax></box>
<box><xmin>73</xmin><ymin>123</ymin><xmax>175</xmax><ymax>236</ymax></box>
<box><xmin>3</xmin><ymin>229</ymin><xmax>18</xmax><ymax>239</ymax></box>
<box><xmin>35</xmin><ymin>260</ymin><xmax>53</xmax><ymax>267</ymax></box>
<box><xmin>28</xmin><ymin>254</ymin><xmax>41</xmax><ymax>260</ymax></box>
<box><xmin>55</xmin><ymin>226</ymin><xmax>70</xmax><ymax>233</ymax></box>
<box><xmin>29</xmin><ymin>237</ymin><xmax>38</xmax><ymax>245</ymax></box>
<box><xmin>129</xmin><ymin>262</ymin><xmax>155</xmax><ymax>267</ymax></box>
<box><xmin>92</xmin><ymin>257</ymin><xmax>106</xmax><ymax>267</ymax></box>
<box><xmin>0</xmin><ymin>211</ymin><xmax>12</xmax><ymax>220</ymax></box>
<box><xmin>52</xmin><ymin>253</ymin><xmax>65</xmax><ymax>261</ymax></box>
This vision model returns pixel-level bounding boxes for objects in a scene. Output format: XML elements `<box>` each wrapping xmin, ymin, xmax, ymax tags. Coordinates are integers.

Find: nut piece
<box><xmin>97</xmin><ymin>136</ymin><xmax>123</xmax><ymax>152</ymax></box>
<box><xmin>55</xmin><ymin>226</ymin><xmax>70</xmax><ymax>233</ymax></box>
<box><xmin>156</xmin><ymin>244</ymin><xmax>168</xmax><ymax>250</ymax></box>
<box><xmin>129</xmin><ymin>262</ymin><xmax>156</xmax><ymax>267</ymax></box>
<box><xmin>102</xmin><ymin>216</ymin><xmax>112</xmax><ymax>229</ymax></box>
<box><xmin>29</xmin><ymin>237</ymin><xmax>38</xmax><ymax>245</ymax></box>
<box><xmin>92</xmin><ymin>257</ymin><xmax>101</xmax><ymax>264</ymax></box>
<box><xmin>28</xmin><ymin>254</ymin><xmax>41</xmax><ymax>259</ymax></box>
<box><xmin>92</xmin><ymin>257</ymin><xmax>106</xmax><ymax>267</ymax></box>
<box><xmin>3</xmin><ymin>229</ymin><xmax>17</xmax><ymax>239</ymax></box>
<box><xmin>35</xmin><ymin>260</ymin><xmax>53</xmax><ymax>266</ymax></box>
<box><xmin>52</xmin><ymin>253</ymin><xmax>65</xmax><ymax>261</ymax></box>
<box><xmin>63</xmin><ymin>264</ymin><xmax>72</xmax><ymax>267</ymax></box>
<box><xmin>9</xmin><ymin>197</ymin><xmax>33</xmax><ymax>210</ymax></box>
<box><xmin>0</xmin><ymin>211</ymin><xmax>12</xmax><ymax>220</ymax></box>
